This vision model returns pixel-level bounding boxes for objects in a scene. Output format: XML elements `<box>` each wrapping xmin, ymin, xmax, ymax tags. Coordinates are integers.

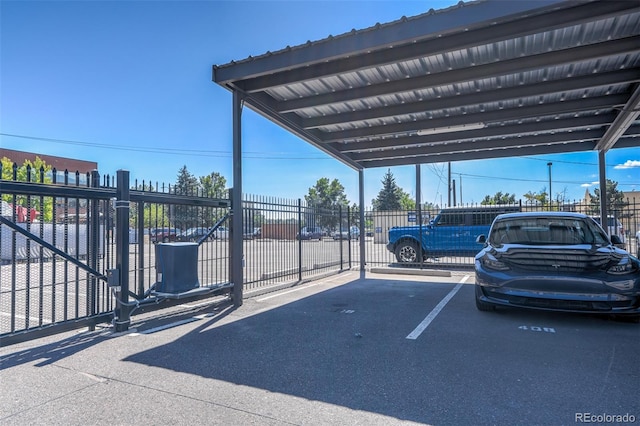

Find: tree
<box><xmin>173</xmin><ymin>166</ymin><xmax>200</xmax><ymax>228</ymax></box>
<box><xmin>523</xmin><ymin>188</ymin><xmax>548</xmax><ymax>205</ymax></box>
<box><xmin>304</xmin><ymin>177</ymin><xmax>349</xmax><ymax>230</ymax></box>
<box><xmin>200</xmin><ymin>172</ymin><xmax>227</xmax><ymax>198</ymax></box>
<box><xmin>174</xmin><ymin>165</ymin><xmax>199</xmax><ymax>195</ymax></box>
<box><xmin>372</xmin><ymin>169</ymin><xmax>415</xmax><ymax>210</ymax></box>
<box><xmin>481</xmin><ymin>191</ymin><xmax>516</xmax><ymax>205</ymax></box>
<box><xmin>589</xmin><ymin>179</ymin><xmax>628</xmax><ymax>216</ymax></box>
<box><xmin>1</xmin><ymin>156</ymin><xmax>54</xmax><ymax>222</ymax></box>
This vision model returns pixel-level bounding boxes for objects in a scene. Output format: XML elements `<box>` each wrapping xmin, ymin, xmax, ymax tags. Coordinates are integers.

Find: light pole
<box><xmin>547</xmin><ymin>162</ymin><xmax>552</xmax><ymax>210</ymax></box>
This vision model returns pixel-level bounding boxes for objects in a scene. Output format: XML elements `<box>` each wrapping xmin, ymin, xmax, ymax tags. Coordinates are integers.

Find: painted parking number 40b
<box><xmin>519</xmin><ymin>325</ymin><xmax>556</xmax><ymax>333</ymax></box>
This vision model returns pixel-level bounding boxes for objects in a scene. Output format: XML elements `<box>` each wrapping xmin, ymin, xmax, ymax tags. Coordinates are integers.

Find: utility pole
<box><xmin>452</xmin><ymin>179</ymin><xmax>457</xmax><ymax>206</ymax></box>
<box><xmin>448</xmin><ymin>162</ymin><xmax>452</xmax><ymax>207</ymax></box>
<box><xmin>547</xmin><ymin>162</ymin><xmax>552</xmax><ymax>211</ymax></box>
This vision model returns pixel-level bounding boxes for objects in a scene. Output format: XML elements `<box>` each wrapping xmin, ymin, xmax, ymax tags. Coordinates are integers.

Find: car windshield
<box><xmin>489</xmin><ymin>217</ymin><xmax>610</xmax><ymax>246</ymax></box>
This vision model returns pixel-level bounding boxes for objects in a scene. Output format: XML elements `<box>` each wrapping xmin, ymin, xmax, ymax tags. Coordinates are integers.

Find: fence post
<box><xmin>89</xmin><ymin>170</ymin><xmax>100</xmax><ymax>327</ymax></box>
<box><xmin>137</xmin><ymin>200</ymin><xmax>145</xmax><ymax>297</ymax></box>
<box><xmin>114</xmin><ymin>170</ymin><xmax>131</xmax><ymax>332</ymax></box>
<box><xmin>347</xmin><ymin>205</ymin><xmax>352</xmax><ymax>269</ymax></box>
<box><xmin>339</xmin><ymin>205</ymin><xmax>343</xmax><ymax>270</ymax></box>
<box><xmin>298</xmin><ymin>199</ymin><xmax>302</xmax><ymax>281</ymax></box>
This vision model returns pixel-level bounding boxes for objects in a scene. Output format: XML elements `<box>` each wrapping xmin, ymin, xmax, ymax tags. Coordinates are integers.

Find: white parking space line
<box><xmin>406</xmin><ymin>275</ymin><xmax>469</xmax><ymax>340</ymax></box>
<box><xmin>256</xmin><ymin>282</ymin><xmax>322</xmax><ymax>301</ymax></box>
<box><xmin>255</xmin><ymin>273</ymin><xmax>349</xmax><ymax>302</ymax></box>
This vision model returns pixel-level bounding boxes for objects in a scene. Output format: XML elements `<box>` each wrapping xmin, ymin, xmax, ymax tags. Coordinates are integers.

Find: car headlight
<box><xmin>607</xmin><ymin>256</ymin><xmax>634</xmax><ymax>275</ymax></box>
<box><xmin>480</xmin><ymin>253</ymin><xmax>510</xmax><ymax>271</ymax></box>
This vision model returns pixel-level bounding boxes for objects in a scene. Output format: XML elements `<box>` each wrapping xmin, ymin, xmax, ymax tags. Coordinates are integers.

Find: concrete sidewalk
<box><xmin>1</xmin><ymin>271</ymin><xmax>431</xmax><ymax>426</ymax></box>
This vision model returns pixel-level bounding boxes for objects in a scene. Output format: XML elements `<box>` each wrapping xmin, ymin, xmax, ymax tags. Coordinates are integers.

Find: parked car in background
<box><xmin>214</xmin><ymin>226</ymin><xmax>229</xmax><ymax>240</ymax></box>
<box><xmin>636</xmin><ymin>230</ymin><xmax>640</xmax><ymax>255</ymax></box>
<box><xmin>297</xmin><ymin>227</ymin><xmax>323</xmax><ymax>240</ymax></box>
<box><xmin>333</xmin><ymin>226</ymin><xmax>360</xmax><ymax>240</ymax></box>
<box><xmin>474</xmin><ymin>212</ymin><xmax>639</xmax><ymax>321</ymax></box>
<box><xmin>150</xmin><ymin>227</ymin><xmax>178</xmax><ymax>243</ymax></box>
<box><xmin>129</xmin><ymin>228</ymin><xmax>139</xmax><ymax>244</ymax></box>
<box><xmin>176</xmin><ymin>227</ymin><xmax>213</xmax><ymax>242</ymax></box>
<box><xmin>388</xmin><ymin>205</ymin><xmax>521</xmax><ymax>263</ymax></box>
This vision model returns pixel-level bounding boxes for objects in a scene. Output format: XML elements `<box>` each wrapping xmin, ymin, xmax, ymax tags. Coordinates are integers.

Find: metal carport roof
<box><xmin>212</xmin><ymin>0</ymin><xmax>640</xmax><ymax>171</ymax></box>
<box><xmin>212</xmin><ymin>0</ymin><xmax>640</xmax><ymax>303</ymax></box>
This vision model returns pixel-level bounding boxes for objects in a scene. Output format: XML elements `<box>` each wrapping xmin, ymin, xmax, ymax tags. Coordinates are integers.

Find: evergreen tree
<box><xmin>173</xmin><ymin>165</ymin><xmax>200</xmax><ymax>228</ymax></box>
<box><xmin>372</xmin><ymin>169</ymin><xmax>408</xmax><ymax>210</ymax></box>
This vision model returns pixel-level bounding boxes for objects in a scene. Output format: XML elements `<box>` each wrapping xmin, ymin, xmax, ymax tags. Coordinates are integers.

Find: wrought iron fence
<box><xmin>1</xmin><ymin>168</ymin><xmax>356</xmax><ymax>344</ymax></box>
<box><xmin>363</xmin><ymin>199</ymin><xmax>640</xmax><ymax>268</ymax></box>
<box><xmin>1</xmin><ymin>166</ymin><xmax>115</xmax><ymax>344</ymax></box>
<box><xmin>2</xmin><ymin>162</ymin><xmax>638</xmax><ymax>345</ymax></box>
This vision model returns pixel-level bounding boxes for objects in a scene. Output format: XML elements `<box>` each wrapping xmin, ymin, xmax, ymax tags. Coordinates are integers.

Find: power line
<box><xmin>0</xmin><ymin>132</ymin><xmax>331</xmax><ymax>160</ymax></box>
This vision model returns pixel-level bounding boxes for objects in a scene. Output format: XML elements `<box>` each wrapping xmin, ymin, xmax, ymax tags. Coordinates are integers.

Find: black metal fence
<box><xmin>1</xmin><ymin>167</ymin><xmax>116</xmax><ymax>344</ymax></box>
<box><xmin>0</xmin><ymin>167</ymin><xmax>357</xmax><ymax>344</ymax></box>
<box><xmin>2</xmin><ymin>163</ymin><xmax>639</xmax><ymax>345</ymax></box>
<box><xmin>363</xmin><ymin>199</ymin><xmax>640</xmax><ymax>268</ymax></box>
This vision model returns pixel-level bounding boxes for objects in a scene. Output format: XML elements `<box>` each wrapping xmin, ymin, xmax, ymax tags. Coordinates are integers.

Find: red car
<box><xmin>150</xmin><ymin>227</ymin><xmax>178</xmax><ymax>243</ymax></box>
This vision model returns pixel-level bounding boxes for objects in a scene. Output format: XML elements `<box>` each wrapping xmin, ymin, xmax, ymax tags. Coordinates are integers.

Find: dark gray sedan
<box><xmin>474</xmin><ymin>212</ymin><xmax>640</xmax><ymax>321</ymax></box>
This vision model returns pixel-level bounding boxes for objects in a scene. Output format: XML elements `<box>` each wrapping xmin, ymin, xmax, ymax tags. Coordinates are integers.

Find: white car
<box><xmin>214</xmin><ymin>226</ymin><xmax>229</xmax><ymax>240</ymax></box>
<box><xmin>636</xmin><ymin>230</ymin><xmax>640</xmax><ymax>256</ymax></box>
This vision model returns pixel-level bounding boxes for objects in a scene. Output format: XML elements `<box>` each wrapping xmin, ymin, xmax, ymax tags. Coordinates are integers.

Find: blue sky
<box><xmin>1</xmin><ymin>0</ymin><xmax>638</xmax><ymax>208</ymax></box>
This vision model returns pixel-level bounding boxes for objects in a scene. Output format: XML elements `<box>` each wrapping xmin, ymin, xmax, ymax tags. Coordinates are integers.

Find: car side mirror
<box><xmin>476</xmin><ymin>234</ymin><xmax>486</xmax><ymax>244</ymax></box>
<box><xmin>610</xmin><ymin>235</ymin><xmax>625</xmax><ymax>249</ymax></box>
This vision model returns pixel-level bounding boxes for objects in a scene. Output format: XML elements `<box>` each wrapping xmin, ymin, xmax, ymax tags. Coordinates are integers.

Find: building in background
<box><xmin>0</xmin><ymin>148</ymin><xmax>97</xmax><ymax>174</ymax></box>
<box><xmin>1</xmin><ymin>149</ymin><xmax>99</xmax><ymax>223</ymax></box>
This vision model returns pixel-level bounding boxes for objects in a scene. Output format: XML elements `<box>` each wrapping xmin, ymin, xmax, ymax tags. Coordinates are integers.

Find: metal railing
<box><xmin>363</xmin><ymin>199</ymin><xmax>640</xmax><ymax>268</ymax></box>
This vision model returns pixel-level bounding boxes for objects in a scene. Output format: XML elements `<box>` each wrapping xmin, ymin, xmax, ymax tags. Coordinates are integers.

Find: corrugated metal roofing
<box><xmin>213</xmin><ymin>0</ymin><xmax>640</xmax><ymax>170</ymax></box>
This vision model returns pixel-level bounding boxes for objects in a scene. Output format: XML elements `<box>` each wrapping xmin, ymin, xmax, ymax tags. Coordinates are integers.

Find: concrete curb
<box><xmin>369</xmin><ymin>267</ymin><xmax>451</xmax><ymax>277</ymax></box>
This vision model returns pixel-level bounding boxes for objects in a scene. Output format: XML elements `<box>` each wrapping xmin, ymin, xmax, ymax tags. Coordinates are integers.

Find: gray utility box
<box><xmin>154</xmin><ymin>242</ymin><xmax>200</xmax><ymax>293</ymax></box>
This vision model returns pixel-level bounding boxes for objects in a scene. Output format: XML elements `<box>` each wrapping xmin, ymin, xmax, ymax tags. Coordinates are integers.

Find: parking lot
<box><xmin>1</xmin><ymin>270</ymin><xmax>638</xmax><ymax>425</ymax></box>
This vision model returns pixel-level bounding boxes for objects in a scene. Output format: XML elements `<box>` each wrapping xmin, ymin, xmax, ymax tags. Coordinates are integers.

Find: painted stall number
<box><xmin>519</xmin><ymin>325</ymin><xmax>556</xmax><ymax>333</ymax></box>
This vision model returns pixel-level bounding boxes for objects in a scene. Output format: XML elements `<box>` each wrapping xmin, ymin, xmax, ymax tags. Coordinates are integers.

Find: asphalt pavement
<box><xmin>1</xmin><ymin>269</ymin><xmax>638</xmax><ymax>425</ymax></box>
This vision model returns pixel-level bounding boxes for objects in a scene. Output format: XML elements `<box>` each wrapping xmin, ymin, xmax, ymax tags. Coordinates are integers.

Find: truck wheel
<box><xmin>395</xmin><ymin>240</ymin><xmax>419</xmax><ymax>263</ymax></box>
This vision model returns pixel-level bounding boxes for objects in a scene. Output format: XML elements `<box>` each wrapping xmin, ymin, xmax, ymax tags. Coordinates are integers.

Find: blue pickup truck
<box><xmin>387</xmin><ymin>206</ymin><xmax>521</xmax><ymax>263</ymax></box>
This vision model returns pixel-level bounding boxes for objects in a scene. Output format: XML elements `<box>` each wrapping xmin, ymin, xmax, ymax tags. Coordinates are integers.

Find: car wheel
<box><xmin>395</xmin><ymin>240</ymin><xmax>419</xmax><ymax>263</ymax></box>
<box><xmin>475</xmin><ymin>287</ymin><xmax>495</xmax><ymax>312</ymax></box>
<box><xmin>162</xmin><ymin>236</ymin><xmax>169</xmax><ymax>243</ymax></box>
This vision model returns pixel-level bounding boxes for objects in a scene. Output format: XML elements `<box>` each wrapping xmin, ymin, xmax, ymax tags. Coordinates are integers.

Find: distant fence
<box><xmin>364</xmin><ymin>199</ymin><xmax>640</xmax><ymax>268</ymax></box>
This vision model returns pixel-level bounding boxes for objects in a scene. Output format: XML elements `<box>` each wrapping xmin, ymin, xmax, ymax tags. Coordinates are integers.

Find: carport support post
<box><xmin>231</xmin><ymin>90</ymin><xmax>244</xmax><ymax>306</ymax></box>
<box><xmin>598</xmin><ymin>151</ymin><xmax>609</xmax><ymax>234</ymax></box>
<box><xmin>114</xmin><ymin>170</ymin><xmax>130</xmax><ymax>332</ymax></box>
<box><xmin>416</xmin><ymin>165</ymin><xmax>424</xmax><ymax>268</ymax></box>
<box><xmin>359</xmin><ymin>170</ymin><xmax>365</xmax><ymax>272</ymax></box>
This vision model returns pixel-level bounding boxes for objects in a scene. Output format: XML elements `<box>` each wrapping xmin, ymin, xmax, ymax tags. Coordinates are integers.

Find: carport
<box><xmin>212</xmin><ymin>0</ymin><xmax>640</xmax><ymax>304</ymax></box>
